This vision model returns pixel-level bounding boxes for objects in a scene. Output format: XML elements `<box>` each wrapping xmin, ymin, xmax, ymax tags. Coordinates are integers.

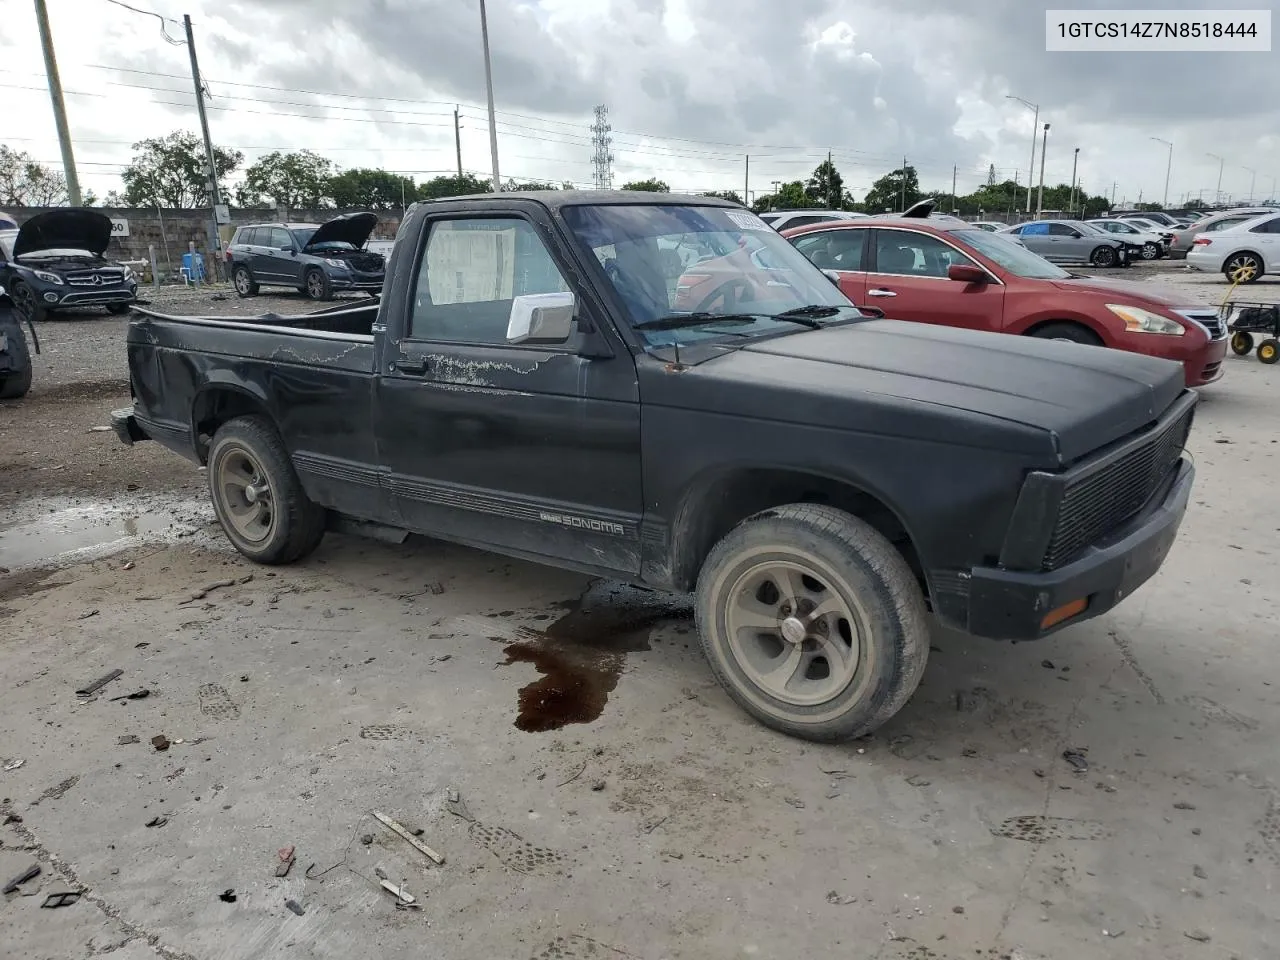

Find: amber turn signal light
<box><xmin>1040</xmin><ymin>597</ymin><xmax>1089</xmax><ymax>630</ymax></box>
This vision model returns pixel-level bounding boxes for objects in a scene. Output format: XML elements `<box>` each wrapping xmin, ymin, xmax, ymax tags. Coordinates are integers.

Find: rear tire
<box><xmin>695</xmin><ymin>503</ymin><xmax>929</xmax><ymax>742</ymax></box>
<box><xmin>1231</xmin><ymin>331</ymin><xmax>1254</xmax><ymax>356</ymax></box>
<box><xmin>1029</xmin><ymin>322</ymin><xmax>1103</xmax><ymax>346</ymax></box>
<box><xmin>206</xmin><ymin>415</ymin><xmax>326</xmax><ymax>565</ymax></box>
<box><xmin>1090</xmin><ymin>246</ymin><xmax>1118</xmax><ymax>267</ymax></box>
<box><xmin>1224</xmin><ymin>252</ymin><xmax>1263</xmax><ymax>284</ymax></box>
<box><xmin>304</xmin><ymin>268</ymin><xmax>333</xmax><ymax>301</ymax></box>
<box><xmin>1258</xmin><ymin>339</ymin><xmax>1279</xmax><ymax>365</ymax></box>
<box><xmin>233</xmin><ymin>265</ymin><xmax>260</xmax><ymax>298</ymax></box>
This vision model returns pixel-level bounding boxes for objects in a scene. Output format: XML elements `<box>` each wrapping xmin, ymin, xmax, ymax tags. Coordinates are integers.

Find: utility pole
<box><xmin>827</xmin><ymin>150</ymin><xmax>834</xmax><ymax>207</ymax></box>
<box><xmin>1036</xmin><ymin>123</ymin><xmax>1049</xmax><ymax>218</ymax></box>
<box><xmin>1111</xmin><ymin>181</ymin><xmax>1117</xmax><ymax>207</ymax></box>
<box><xmin>1151</xmin><ymin>137</ymin><xmax>1172</xmax><ymax>208</ymax></box>
<box><xmin>1069</xmin><ymin>147</ymin><xmax>1079</xmax><ymax>218</ymax></box>
<box><xmin>951</xmin><ymin>164</ymin><xmax>957</xmax><ymax>214</ymax></box>
<box><xmin>1207</xmin><ymin>153</ymin><xmax>1224</xmax><ymax>205</ymax></box>
<box><xmin>33</xmin><ymin>0</ymin><xmax>81</xmax><ymax>205</ymax></box>
<box><xmin>900</xmin><ymin>155</ymin><xmax>907</xmax><ymax>212</ymax></box>
<box><xmin>478</xmin><ymin>0</ymin><xmax>501</xmax><ymax>192</ymax></box>
<box><xmin>183</xmin><ymin>14</ymin><xmax>223</xmax><ymax>279</ymax></box>
<box><xmin>454</xmin><ymin>106</ymin><xmax>463</xmax><ymax>177</ymax></box>
<box><xmin>1243</xmin><ymin>166</ymin><xmax>1256</xmax><ymax>203</ymax></box>
<box><xmin>1006</xmin><ymin>95</ymin><xmax>1039</xmax><ymax>213</ymax></box>
<box><xmin>744</xmin><ymin>155</ymin><xmax>749</xmax><ymax>207</ymax></box>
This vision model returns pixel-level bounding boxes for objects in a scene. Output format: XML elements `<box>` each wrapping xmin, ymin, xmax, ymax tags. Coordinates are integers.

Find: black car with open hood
<box><xmin>0</xmin><ymin>208</ymin><xmax>139</xmax><ymax>322</ymax></box>
<box><xmin>225</xmin><ymin>212</ymin><xmax>386</xmax><ymax>301</ymax></box>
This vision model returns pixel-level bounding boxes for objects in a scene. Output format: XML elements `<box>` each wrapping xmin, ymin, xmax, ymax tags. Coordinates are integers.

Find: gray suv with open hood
<box><xmin>226</xmin><ymin>211</ymin><xmax>386</xmax><ymax>300</ymax></box>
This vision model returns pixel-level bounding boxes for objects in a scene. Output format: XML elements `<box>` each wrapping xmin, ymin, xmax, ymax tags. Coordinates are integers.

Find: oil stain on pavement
<box><xmin>499</xmin><ymin>581</ymin><xmax>693</xmax><ymax>732</ymax></box>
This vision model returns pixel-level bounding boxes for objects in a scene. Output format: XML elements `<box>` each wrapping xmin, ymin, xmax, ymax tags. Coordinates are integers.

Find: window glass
<box><xmin>1021</xmin><ymin>222</ymin><xmax>1050</xmax><ymax>235</ymax></box>
<box><xmin>874</xmin><ymin>230</ymin><xmax>976</xmax><ymax>278</ymax></box>
<box><xmin>791</xmin><ymin>230</ymin><xmax>866</xmax><ymax>270</ymax></box>
<box><xmin>410</xmin><ymin>217</ymin><xmax>571</xmax><ymax>343</ymax></box>
<box><xmin>237</xmin><ymin>228</ymin><xmax>258</xmax><ymax>246</ymax></box>
<box><xmin>1047</xmin><ymin>223</ymin><xmax>1079</xmax><ymax>237</ymax></box>
<box><xmin>1249</xmin><ymin>216</ymin><xmax>1280</xmax><ymax>234</ymax></box>
<box><xmin>952</xmin><ymin>229</ymin><xmax>1069</xmax><ymax>279</ymax></box>
<box><xmin>781</xmin><ymin>215</ymin><xmax>828</xmax><ymax>229</ymax></box>
<box><xmin>268</xmin><ymin>227</ymin><xmax>293</xmax><ymax>249</ymax></box>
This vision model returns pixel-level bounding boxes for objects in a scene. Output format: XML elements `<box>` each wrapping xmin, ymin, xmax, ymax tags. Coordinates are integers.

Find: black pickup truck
<box><xmin>114</xmin><ymin>192</ymin><xmax>1197</xmax><ymax>742</ymax></box>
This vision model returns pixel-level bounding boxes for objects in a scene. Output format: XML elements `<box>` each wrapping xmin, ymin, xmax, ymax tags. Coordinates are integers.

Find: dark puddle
<box><xmin>498</xmin><ymin>581</ymin><xmax>692</xmax><ymax>733</ymax></box>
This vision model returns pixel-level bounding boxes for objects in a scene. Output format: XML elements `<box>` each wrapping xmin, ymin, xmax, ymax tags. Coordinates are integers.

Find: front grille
<box><xmin>67</xmin><ymin>269</ymin><xmax>124</xmax><ymax>286</ymax></box>
<box><xmin>1042</xmin><ymin>406</ymin><xmax>1193</xmax><ymax>570</ymax></box>
<box><xmin>1179</xmin><ymin>310</ymin><xmax>1225</xmax><ymax>339</ymax></box>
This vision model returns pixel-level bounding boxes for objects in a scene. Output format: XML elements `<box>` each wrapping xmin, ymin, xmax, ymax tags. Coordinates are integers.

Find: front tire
<box><xmin>1141</xmin><ymin>242</ymin><xmax>1160</xmax><ymax>260</ymax></box>
<box><xmin>695</xmin><ymin>503</ymin><xmax>930</xmax><ymax>742</ymax></box>
<box><xmin>1258</xmin><ymin>339</ymin><xmax>1279</xmax><ymax>365</ymax></box>
<box><xmin>304</xmin><ymin>268</ymin><xmax>333</xmax><ymax>301</ymax></box>
<box><xmin>1090</xmin><ymin>246</ymin><xmax>1117</xmax><ymax>267</ymax></box>
<box><xmin>233</xmin><ymin>265</ymin><xmax>260</xmax><ymax>298</ymax></box>
<box><xmin>10</xmin><ymin>282</ymin><xmax>46</xmax><ymax>323</ymax></box>
<box><xmin>1224</xmin><ymin>252</ymin><xmax>1263</xmax><ymax>284</ymax></box>
<box><xmin>1029</xmin><ymin>321</ymin><xmax>1103</xmax><ymax>346</ymax></box>
<box><xmin>207</xmin><ymin>416</ymin><xmax>326</xmax><ymax>565</ymax></box>
<box><xmin>106</xmin><ymin>303</ymin><xmax>130</xmax><ymax>315</ymax></box>
<box><xmin>1231</xmin><ymin>331</ymin><xmax>1254</xmax><ymax>356</ymax></box>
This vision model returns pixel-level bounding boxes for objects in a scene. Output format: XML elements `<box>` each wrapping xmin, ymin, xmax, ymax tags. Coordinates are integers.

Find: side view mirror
<box><xmin>822</xmin><ymin>269</ymin><xmax>841</xmax><ymax>287</ymax></box>
<box><xmin>507</xmin><ymin>291</ymin><xmax>576</xmax><ymax>344</ymax></box>
<box><xmin>947</xmin><ymin>264</ymin><xmax>988</xmax><ymax>284</ymax></box>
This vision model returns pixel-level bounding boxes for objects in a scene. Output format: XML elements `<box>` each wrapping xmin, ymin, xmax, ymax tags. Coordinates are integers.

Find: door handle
<box><xmin>867</xmin><ymin>288</ymin><xmax>897</xmax><ymax>297</ymax></box>
<box><xmin>395</xmin><ymin>357</ymin><xmax>429</xmax><ymax>375</ymax></box>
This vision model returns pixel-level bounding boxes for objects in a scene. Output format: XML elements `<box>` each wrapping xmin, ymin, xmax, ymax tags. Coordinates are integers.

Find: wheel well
<box><xmin>670</xmin><ymin>468</ymin><xmax>924</xmax><ymax>595</ymax></box>
<box><xmin>1225</xmin><ymin>249</ymin><xmax>1263</xmax><ymax>265</ymax></box>
<box><xmin>1023</xmin><ymin>318</ymin><xmax>1103</xmax><ymax>343</ymax></box>
<box><xmin>191</xmin><ymin>388</ymin><xmax>270</xmax><ymax>462</ymax></box>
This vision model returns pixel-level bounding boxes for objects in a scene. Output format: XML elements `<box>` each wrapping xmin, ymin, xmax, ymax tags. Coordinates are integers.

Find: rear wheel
<box><xmin>207</xmin><ymin>416</ymin><xmax>326</xmax><ymax>565</ymax></box>
<box><xmin>304</xmin><ymin>268</ymin><xmax>333</xmax><ymax>301</ymax></box>
<box><xmin>695</xmin><ymin>504</ymin><xmax>929</xmax><ymax>742</ymax></box>
<box><xmin>10</xmin><ymin>282</ymin><xmax>46</xmax><ymax>323</ymax></box>
<box><xmin>232</xmin><ymin>265</ymin><xmax>259</xmax><ymax>298</ymax></box>
<box><xmin>1029</xmin><ymin>322</ymin><xmax>1103</xmax><ymax>346</ymax></box>
<box><xmin>1224</xmin><ymin>252</ymin><xmax>1263</xmax><ymax>284</ymax></box>
<box><xmin>1090</xmin><ymin>246</ymin><xmax>1118</xmax><ymax>267</ymax></box>
<box><xmin>1231</xmin><ymin>331</ymin><xmax>1254</xmax><ymax>356</ymax></box>
<box><xmin>1258</xmin><ymin>339</ymin><xmax>1279</xmax><ymax>365</ymax></box>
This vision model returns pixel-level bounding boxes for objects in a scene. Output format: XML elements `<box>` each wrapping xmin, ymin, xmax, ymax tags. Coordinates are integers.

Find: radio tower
<box><xmin>591</xmin><ymin>105</ymin><xmax>614</xmax><ymax>190</ymax></box>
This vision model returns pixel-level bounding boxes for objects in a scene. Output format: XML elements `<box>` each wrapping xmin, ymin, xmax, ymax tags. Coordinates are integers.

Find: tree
<box><xmin>621</xmin><ymin>178</ymin><xmax>669</xmax><ymax>192</ymax></box>
<box><xmin>701</xmin><ymin>190</ymin><xmax>743</xmax><ymax>205</ymax></box>
<box><xmin>504</xmin><ymin>179</ymin><xmax>559</xmax><ymax>191</ymax></box>
<box><xmin>236</xmin><ymin>150</ymin><xmax>334</xmax><ymax>208</ymax></box>
<box><xmin>416</xmin><ymin>173</ymin><xmax>492</xmax><ymax>201</ymax></box>
<box><xmin>121</xmin><ymin>131</ymin><xmax>241</xmax><ymax>208</ymax></box>
<box><xmin>752</xmin><ymin>181</ymin><xmax>810</xmax><ymax>213</ymax></box>
<box><xmin>862</xmin><ymin>166</ymin><xmax>919</xmax><ymax>213</ymax></box>
<box><xmin>327</xmin><ymin>168</ymin><xmax>417</xmax><ymax>208</ymax></box>
<box><xmin>0</xmin><ymin>145</ymin><xmax>69</xmax><ymax>206</ymax></box>
<box><xmin>805</xmin><ymin>160</ymin><xmax>844</xmax><ymax>209</ymax></box>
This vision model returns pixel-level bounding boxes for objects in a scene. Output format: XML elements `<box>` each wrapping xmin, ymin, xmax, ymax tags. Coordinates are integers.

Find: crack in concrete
<box><xmin>1</xmin><ymin>804</ymin><xmax>198</xmax><ymax>960</ymax></box>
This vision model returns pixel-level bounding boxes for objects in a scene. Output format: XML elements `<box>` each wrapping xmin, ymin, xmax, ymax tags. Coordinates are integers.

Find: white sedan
<box><xmin>1186</xmin><ymin>211</ymin><xmax>1280</xmax><ymax>283</ymax></box>
<box><xmin>1087</xmin><ymin>219</ymin><xmax>1167</xmax><ymax>259</ymax></box>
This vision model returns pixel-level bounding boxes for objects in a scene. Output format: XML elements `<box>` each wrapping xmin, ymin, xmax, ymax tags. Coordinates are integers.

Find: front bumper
<box><xmin>45</xmin><ymin>287</ymin><xmax>136</xmax><ymax>307</ymax></box>
<box><xmin>962</xmin><ymin>457</ymin><xmax>1193</xmax><ymax>641</ymax></box>
<box><xmin>328</xmin><ymin>272</ymin><xmax>384</xmax><ymax>291</ymax></box>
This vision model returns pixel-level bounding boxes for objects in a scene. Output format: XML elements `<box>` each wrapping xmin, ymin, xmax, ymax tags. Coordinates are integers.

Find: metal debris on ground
<box><xmin>1062</xmin><ymin>749</ymin><xmax>1090</xmax><ymax>773</ymax></box>
<box><xmin>110</xmin><ymin>689</ymin><xmax>151</xmax><ymax>702</ymax></box>
<box><xmin>276</xmin><ymin>845</ymin><xmax>296</xmax><ymax>877</ymax></box>
<box><xmin>3</xmin><ymin>758</ymin><xmax>24</xmax><ymax>771</ymax></box>
<box><xmin>181</xmin><ymin>578</ymin><xmax>237</xmax><ymax>604</ymax></box>
<box><xmin>75</xmin><ymin>668</ymin><xmax>124</xmax><ymax>697</ymax></box>
<box><xmin>218</xmin><ymin>889</ymin><xmax>237</xmax><ymax>903</ymax></box>
<box><xmin>372</xmin><ymin>811</ymin><xmax>445</xmax><ymax>865</ymax></box>
<box><xmin>445</xmin><ymin>787</ymin><xmax>475</xmax><ymax>823</ymax></box>
<box><xmin>284</xmin><ymin>899</ymin><xmax>305</xmax><ymax>916</ymax></box>
<box><xmin>145</xmin><ymin>816</ymin><xmax>168</xmax><ymax>828</ymax></box>
<box><xmin>1184</xmin><ymin>929</ymin><xmax>1211</xmax><ymax>943</ymax></box>
<box><xmin>378</xmin><ymin>878</ymin><xmax>420</xmax><ymax>908</ymax></box>
<box><xmin>826</xmin><ymin>891</ymin><xmax>857</xmax><ymax>905</ymax></box>
<box><xmin>117</xmin><ymin>735</ymin><xmax>140</xmax><ymax>745</ymax></box>
<box><xmin>41</xmin><ymin>890</ymin><xmax>81</xmax><ymax>908</ymax></box>
<box><xmin>151</xmin><ymin>735</ymin><xmax>170</xmax><ymax>751</ymax></box>
<box><xmin>3</xmin><ymin>864</ymin><xmax>41</xmax><ymax>894</ymax></box>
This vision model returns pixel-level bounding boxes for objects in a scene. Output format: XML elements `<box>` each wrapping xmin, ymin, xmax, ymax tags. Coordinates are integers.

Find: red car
<box><xmin>781</xmin><ymin>209</ymin><xmax>1228</xmax><ymax>387</ymax></box>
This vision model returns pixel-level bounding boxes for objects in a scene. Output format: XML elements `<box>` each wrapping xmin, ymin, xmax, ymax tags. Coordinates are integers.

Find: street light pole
<box><xmin>1207</xmin><ymin>153</ymin><xmax>1224</xmax><ymax>205</ymax></box>
<box><xmin>1242</xmin><ymin>166</ymin><xmax>1256</xmax><ymax>204</ymax></box>
<box><xmin>183</xmin><ymin>14</ymin><xmax>224</xmax><ymax>279</ymax></box>
<box><xmin>1069</xmin><ymin>146</ymin><xmax>1080</xmax><ymax>217</ymax></box>
<box><xmin>1151</xmin><ymin>137</ymin><xmax>1172</xmax><ymax>209</ymax></box>
<box><xmin>1036</xmin><ymin>123</ymin><xmax>1049</xmax><ymax>219</ymax></box>
<box><xmin>478</xmin><ymin>0</ymin><xmax>501</xmax><ymax>192</ymax></box>
<box><xmin>33</xmin><ymin>0</ymin><xmax>81</xmax><ymax>205</ymax></box>
<box><xmin>1006</xmin><ymin>95</ymin><xmax>1039</xmax><ymax>213</ymax></box>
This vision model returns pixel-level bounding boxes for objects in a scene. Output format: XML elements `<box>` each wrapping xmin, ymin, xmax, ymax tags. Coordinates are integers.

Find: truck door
<box><xmin>376</xmin><ymin>208</ymin><xmax>644</xmax><ymax>576</ymax></box>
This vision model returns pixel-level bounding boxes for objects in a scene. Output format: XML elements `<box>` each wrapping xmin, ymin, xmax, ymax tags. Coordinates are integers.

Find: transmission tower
<box><xmin>591</xmin><ymin>105</ymin><xmax>614</xmax><ymax>190</ymax></box>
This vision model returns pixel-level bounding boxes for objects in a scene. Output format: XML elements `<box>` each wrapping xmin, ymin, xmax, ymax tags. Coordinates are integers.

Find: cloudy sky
<box><xmin>1</xmin><ymin>0</ymin><xmax>1276</xmax><ymax>208</ymax></box>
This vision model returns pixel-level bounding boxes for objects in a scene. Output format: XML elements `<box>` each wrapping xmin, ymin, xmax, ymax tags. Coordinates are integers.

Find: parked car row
<box><xmin>1186</xmin><ymin>210</ymin><xmax>1280</xmax><ymax>283</ymax></box>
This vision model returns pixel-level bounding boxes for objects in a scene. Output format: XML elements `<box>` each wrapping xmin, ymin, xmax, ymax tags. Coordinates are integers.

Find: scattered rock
<box><xmin>285</xmin><ymin>899</ymin><xmax>305</xmax><ymax>916</ymax></box>
<box><xmin>145</xmin><ymin>816</ymin><xmax>168</xmax><ymax>828</ymax></box>
<box><xmin>1174</xmin><ymin>802</ymin><xmax>1196</xmax><ymax>811</ymax></box>
<box><xmin>151</xmin><ymin>735</ymin><xmax>170</xmax><ymax>752</ymax></box>
<box><xmin>590</xmin><ymin>780</ymin><xmax>606</xmax><ymax>792</ymax></box>
<box><xmin>117</xmin><ymin>735</ymin><xmax>140</xmax><ymax>745</ymax></box>
<box><xmin>961</xmin><ymin>748</ymin><xmax>978</xmax><ymax>758</ymax></box>
<box><xmin>360</xmin><ymin>834</ymin><xmax>374</xmax><ymax>846</ymax></box>
<box><xmin>1033</xmin><ymin>769</ymin><xmax>1046</xmax><ymax>779</ymax></box>
<box><xmin>1041</xmin><ymin>659</ymin><xmax>1055</xmax><ymax>669</ymax></box>
<box><xmin>1191</xmin><ymin>827</ymin><xmax>1202</xmax><ymax>836</ymax></box>
<box><xmin>1183</xmin><ymin>929</ymin><xmax>1211</xmax><ymax>943</ymax></box>
<box><xmin>1193</xmin><ymin>865</ymin><xmax>1208</xmax><ymax>880</ymax></box>
<box><xmin>218</xmin><ymin>889</ymin><xmax>236</xmax><ymax>903</ymax></box>
<box><xmin>78</xmin><ymin>609</ymin><xmax>99</xmax><ymax>620</ymax></box>
<box><xmin>826</xmin><ymin>890</ymin><xmax>857</xmax><ymax>905</ymax></box>
<box><xmin>1062</xmin><ymin>749</ymin><xmax>1089</xmax><ymax>773</ymax></box>
<box><xmin>952</xmin><ymin>905</ymin><xmax>965</xmax><ymax>914</ymax></box>
<box><xmin>784</xmin><ymin>796</ymin><xmax>805</xmax><ymax>809</ymax></box>
<box><xmin>905</xmin><ymin>775</ymin><xmax>932</xmax><ymax>788</ymax></box>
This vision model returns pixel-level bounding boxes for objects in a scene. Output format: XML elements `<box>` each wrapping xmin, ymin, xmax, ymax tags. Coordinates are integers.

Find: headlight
<box><xmin>1105</xmin><ymin>304</ymin><xmax>1186</xmax><ymax>336</ymax></box>
<box><xmin>323</xmin><ymin>258</ymin><xmax>349</xmax><ymax>269</ymax></box>
<box><xmin>122</xmin><ymin>265</ymin><xmax>135</xmax><ymax>281</ymax></box>
<box><xmin>33</xmin><ymin>270</ymin><xmax>64</xmax><ymax>285</ymax></box>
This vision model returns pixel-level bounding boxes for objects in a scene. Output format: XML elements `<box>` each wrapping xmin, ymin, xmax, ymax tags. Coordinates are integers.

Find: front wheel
<box><xmin>1231</xmin><ymin>331</ymin><xmax>1254</xmax><ymax>356</ymax></box>
<box><xmin>207</xmin><ymin>415</ymin><xmax>326</xmax><ymax>565</ymax></box>
<box><xmin>10</xmin><ymin>282</ymin><xmax>46</xmax><ymax>323</ymax></box>
<box><xmin>695</xmin><ymin>503</ymin><xmax>930</xmax><ymax>742</ymax></box>
<box><xmin>304</xmin><ymin>268</ymin><xmax>333</xmax><ymax>301</ymax></box>
<box><xmin>1258</xmin><ymin>339</ymin><xmax>1279</xmax><ymax>365</ymax></box>
<box><xmin>1090</xmin><ymin>246</ymin><xmax>1117</xmax><ymax>267</ymax></box>
<box><xmin>106</xmin><ymin>303</ymin><xmax>130</xmax><ymax>315</ymax></box>
<box><xmin>1029</xmin><ymin>321</ymin><xmax>1103</xmax><ymax>346</ymax></box>
<box><xmin>1141</xmin><ymin>242</ymin><xmax>1160</xmax><ymax>260</ymax></box>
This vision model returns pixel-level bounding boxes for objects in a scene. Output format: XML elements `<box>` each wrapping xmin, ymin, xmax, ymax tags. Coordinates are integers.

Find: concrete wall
<box><xmin>0</xmin><ymin>206</ymin><xmax>403</xmax><ymax>282</ymax></box>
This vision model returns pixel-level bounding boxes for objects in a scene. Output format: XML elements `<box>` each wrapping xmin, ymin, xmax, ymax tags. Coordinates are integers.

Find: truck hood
<box><xmin>1049</xmin><ymin>275</ymin><xmax>1206</xmax><ymax>310</ymax></box>
<box><xmin>685</xmin><ymin>321</ymin><xmax>1185</xmax><ymax>465</ymax></box>
<box><xmin>305</xmin><ymin>212</ymin><xmax>378</xmax><ymax>249</ymax></box>
<box><xmin>13</xmin><ymin>208</ymin><xmax>113</xmax><ymax>258</ymax></box>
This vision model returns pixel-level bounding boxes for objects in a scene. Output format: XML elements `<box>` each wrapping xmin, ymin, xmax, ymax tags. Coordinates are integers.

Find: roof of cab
<box><xmin>413</xmin><ymin>190</ymin><xmax>740</xmax><ymax>211</ymax></box>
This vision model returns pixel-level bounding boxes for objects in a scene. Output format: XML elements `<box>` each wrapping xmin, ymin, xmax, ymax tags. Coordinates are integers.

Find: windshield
<box><xmin>561</xmin><ymin>203</ymin><xmax>855</xmax><ymax>345</ymax></box>
<box><xmin>950</xmin><ymin>229</ymin><xmax>1071</xmax><ymax>280</ymax></box>
<box><xmin>291</xmin><ymin>228</ymin><xmax>356</xmax><ymax>252</ymax></box>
